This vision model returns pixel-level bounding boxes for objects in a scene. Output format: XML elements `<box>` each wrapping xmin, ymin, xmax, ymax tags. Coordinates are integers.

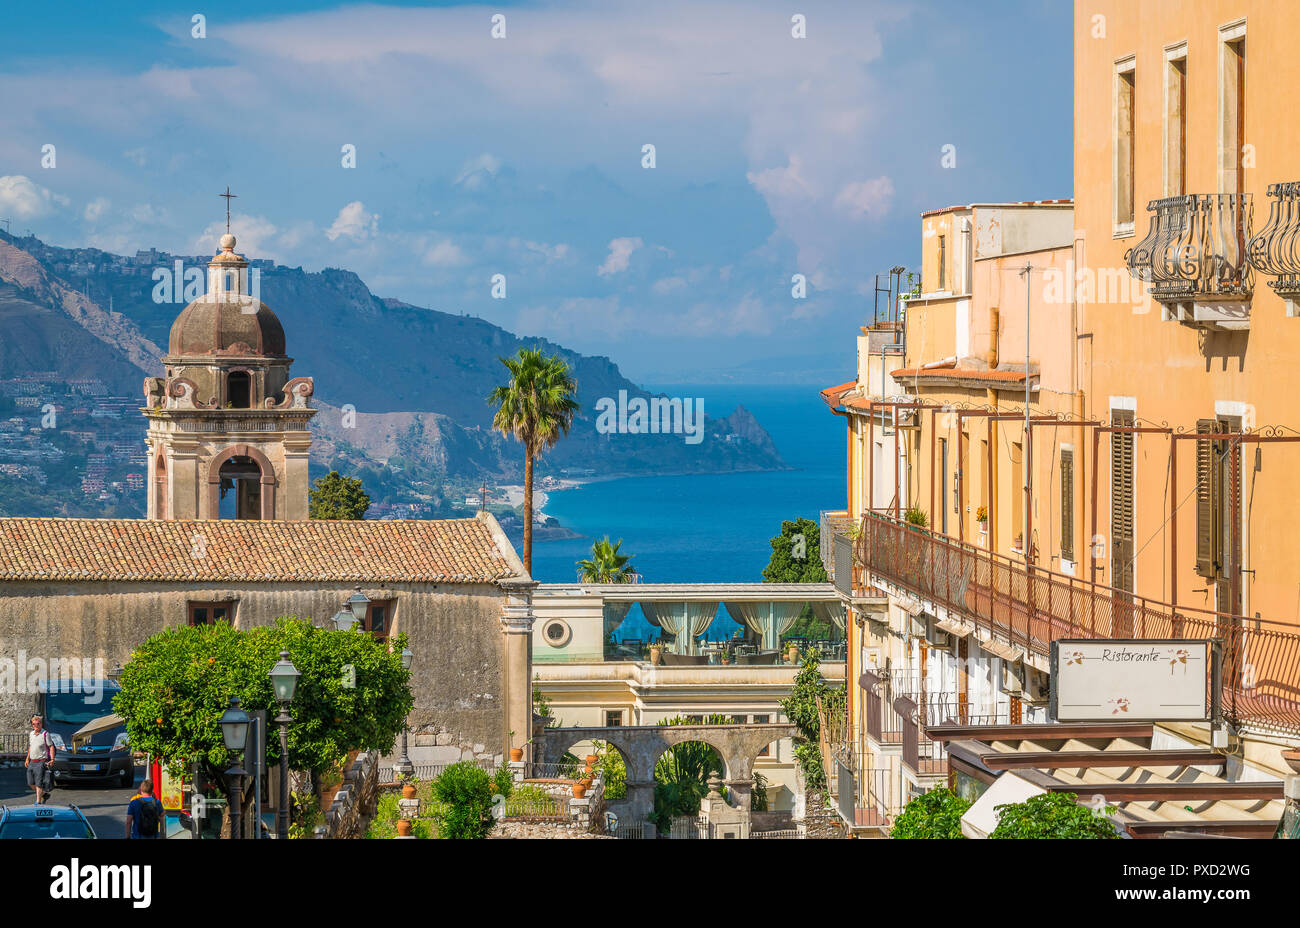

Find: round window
<box><xmin>542</xmin><ymin>620</ymin><xmax>571</xmax><ymax>647</ymax></box>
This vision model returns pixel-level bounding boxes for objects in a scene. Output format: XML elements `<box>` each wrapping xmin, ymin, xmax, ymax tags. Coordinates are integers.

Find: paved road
<box><xmin>0</xmin><ymin>761</ymin><xmax>144</xmax><ymax>838</ymax></box>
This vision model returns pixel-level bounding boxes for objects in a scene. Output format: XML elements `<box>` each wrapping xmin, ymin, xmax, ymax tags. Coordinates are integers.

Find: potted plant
<box><xmin>572</xmin><ymin>782</ymin><xmax>587</xmax><ymax>799</ymax></box>
<box><xmin>396</xmin><ymin>818</ymin><xmax>413</xmax><ymax>837</ymax></box>
<box><xmin>509</xmin><ymin>730</ymin><xmax>527</xmax><ymax>762</ymax></box>
<box><xmin>975</xmin><ymin>505</ymin><xmax>988</xmax><ymax>532</ymax></box>
<box><xmin>904</xmin><ymin>506</ymin><xmax>929</xmax><ymax>531</ymax></box>
<box><xmin>721</xmin><ymin>654</ymin><xmax>731</xmax><ymax>665</ymax></box>
<box><xmin>396</xmin><ymin>771</ymin><xmax>419</xmax><ymax>800</ymax></box>
<box><xmin>648</xmin><ymin>642</ymin><xmax>664</xmax><ymax>666</ymax></box>
<box><xmin>787</xmin><ymin>642</ymin><xmax>800</xmax><ymax>664</ymax></box>
<box><xmin>585</xmin><ymin>753</ymin><xmax>598</xmax><ymax>767</ymax></box>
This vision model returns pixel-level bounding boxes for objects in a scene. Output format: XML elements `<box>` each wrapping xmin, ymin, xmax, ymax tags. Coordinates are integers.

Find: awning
<box><xmin>934</xmin><ymin>617</ymin><xmax>974</xmax><ymax>638</ymax></box>
<box><xmin>978</xmin><ymin>636</ymin><xmax>1023</xmax><ymax>662</ymax></box>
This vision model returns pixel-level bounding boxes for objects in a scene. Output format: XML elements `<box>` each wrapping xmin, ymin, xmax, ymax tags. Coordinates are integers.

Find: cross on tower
<box><xmin>220</xmin><ymin>186</ymin><xmax>237</xmax><ymax>234</ymax></box>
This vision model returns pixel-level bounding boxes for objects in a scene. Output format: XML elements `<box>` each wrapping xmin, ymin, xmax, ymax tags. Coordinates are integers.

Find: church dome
<box><xmin>166</xmin><ymin>232</ymin><xmax>287</xmax><ymax>358</ymax></box>
<box><xmin>168</xmin><ymin>298</ymin><xmax>287</xmax><ymax>357</ymax></box>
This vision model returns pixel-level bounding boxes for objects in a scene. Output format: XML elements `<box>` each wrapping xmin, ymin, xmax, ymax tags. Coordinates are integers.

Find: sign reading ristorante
<box><xmin>1049</xmin><ymin>639</ymin><xmax>1218</xmax><ymax>723</ymax></box>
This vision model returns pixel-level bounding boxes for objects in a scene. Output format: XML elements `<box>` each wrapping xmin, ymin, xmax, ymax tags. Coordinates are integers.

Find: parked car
<box><xmin>36</xmin><ymin>679</ymin><xmax>135</xmax><ymax>788</ymax></box>
<box><xmin>0</xmin><ymin>804</ymin><xmax>97</xmax><ymax>839</ymax></box>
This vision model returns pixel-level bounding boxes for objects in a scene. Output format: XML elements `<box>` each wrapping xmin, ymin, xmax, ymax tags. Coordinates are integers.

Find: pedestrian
<box><xmin>126</xmin><ymin>779</ymin><xmax>165</xmax><ymax>840</ymax></box>
<box><xmin>24</xmin><ymin>715</ymin><xmax>54</xmax><ymax>805</ymax></box>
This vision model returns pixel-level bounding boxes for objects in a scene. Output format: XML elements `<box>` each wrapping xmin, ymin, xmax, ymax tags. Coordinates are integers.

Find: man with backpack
<box><xmin>125</xmin><ymin>779</ymin><xmax>164</xmax><ymax>839</ymax></box>
<box><xmin>24</xmin><ymin>715</ymin><xmax>55</xmax><ymax>805</ymax></box>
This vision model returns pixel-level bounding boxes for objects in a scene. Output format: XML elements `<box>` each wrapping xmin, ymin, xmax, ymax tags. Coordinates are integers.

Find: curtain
<box><xmin>723</xmin><ymin>602</ymin><xmax>805</xmax><ymax>649</ymax></box>
<box><xmin>639</xmin><ymin>601</ymin><xmax>718</xmax><ymax>654</ymax></box>
<box><xmin>602</xmin><ymin>602</ymin><xmax>632</xmax><ymax>642</ymax></box>
<box><xmin>812</xmin><ymin>600</ymin><xmax>847</xmax><ymax>631</ymax></box>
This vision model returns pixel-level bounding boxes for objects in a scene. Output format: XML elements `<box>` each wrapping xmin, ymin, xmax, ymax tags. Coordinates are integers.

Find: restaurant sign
<box><xmin>1049</xmin><ymin>639</ymin><xmax>1219</xmax><ymax>723</ymax></box>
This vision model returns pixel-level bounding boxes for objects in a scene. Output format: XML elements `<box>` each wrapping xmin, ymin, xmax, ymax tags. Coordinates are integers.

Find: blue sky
<box><xmin>0</xmin><ymin>0</ymin><xmax>1072</xmax><ymax>384</ymax></box>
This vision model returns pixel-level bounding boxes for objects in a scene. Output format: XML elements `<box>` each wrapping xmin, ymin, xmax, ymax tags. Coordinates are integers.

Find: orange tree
<box><xmin>114</xmin><ymin>617</ymin><xmax>412</xmax><ymax>803</ymax></box>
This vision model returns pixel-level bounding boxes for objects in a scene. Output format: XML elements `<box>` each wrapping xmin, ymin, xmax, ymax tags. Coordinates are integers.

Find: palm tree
<box><xmin>487</xmin><ymin>348</ymin><xmax>580</xmax><ymax>573</ymax></box>
<box><xmin>576</xmin><ymin>536</ymin><xmax>636</xmax><ymax>583</ymax></box>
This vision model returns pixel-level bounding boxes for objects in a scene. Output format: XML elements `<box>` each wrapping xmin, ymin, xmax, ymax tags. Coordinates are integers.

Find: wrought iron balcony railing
<box><xmin>1247</xmin><ymin>182</ymin><xmax>1300</xmax><ymax>304</ymax></box>
<box><xmin>1126</xmin><ymin>193</ymin><xmax>1254</xmax><ymax>310</ymax></box>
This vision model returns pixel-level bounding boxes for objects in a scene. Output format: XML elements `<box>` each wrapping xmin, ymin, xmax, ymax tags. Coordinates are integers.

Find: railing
<box><xmin>377</xmin><ymin>759</ymin><xmax>499</xmax><ymax>784</ymax></box>
<box><xmin>861</xmin><ymin>670</ymin><xmax>884</xmax><ymax>742</ymax></box>
<box><xmin>834</xmin><ymin>746</ymin><xmax>898</xmax><ymax>830</ymax></box>
<box><xmin>1126</xmin><ymin>193</ymin><xmax>1254</xmax><ymax>302</ymax></box>
<box><xmin>857</xmin><ymin>510</ymin><xmax>1300</xmax><ymax>734</ymax></box>
<box><xmin>1247</xmin><ymin>181</ymin><xmax>1300</xmax><ymax>293</ymax></box>
<box><xmin>0</xmin><ymin>732</ymin><xmax>27</xmax><ymax>756</ymax></box>
<box><xmin>501</xmin><ymin>794</ymin><xmax>569</xmax><ymax>821</ymax></box>
<box><xmin>751</xmin><ymin>828</ymin><xmax>802</xmax><ymax>839</ymax></box>
<box><xmin>528</xmin><ymin>760</ymin><xmax>585</xmax><ymax>781</ymax></box>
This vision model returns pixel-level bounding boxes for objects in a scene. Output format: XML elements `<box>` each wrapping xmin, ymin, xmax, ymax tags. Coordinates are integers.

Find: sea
<box><xmin>530</xmin><ymin>382</ymin><xmax>846</xmax><ymax>641</ymax></box>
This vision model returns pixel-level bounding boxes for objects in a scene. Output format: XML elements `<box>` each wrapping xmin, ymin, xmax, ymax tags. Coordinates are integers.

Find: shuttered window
<box><xmin>1110</xmin><ymin>410</ymin><xmax>1135</xmax><ymax>595</ymax></box>
<box><xmin>1060</xmin><ymin>449</ymin><xmax>1075</xmax><ymax>563</ymax></box>
<box><xmin>1194</xmin><ymin>418</ymin><xmax>1217</xmax><ymax>578</ymax></box>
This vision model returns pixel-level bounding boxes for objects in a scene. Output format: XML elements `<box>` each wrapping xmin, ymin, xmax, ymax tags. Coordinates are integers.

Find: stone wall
<box><xmin>324</xmin><ymin>750</ymin><xmax>379</xmax><ymax>838</ymax></box>
<box><xmin>801</xmin><ymin>789</ymin><xmax>847</xmax><ymax>839</ymax></box>
<box><xmin>0</xmin><ymin>580</ymin><xmax>509</xmax><ymax>760</ymax></box>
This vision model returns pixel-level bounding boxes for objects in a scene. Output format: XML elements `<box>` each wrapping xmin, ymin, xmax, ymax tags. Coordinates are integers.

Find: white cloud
<box><xmin>0</xmin><ymin>176</ymin><xmax>68</xmax><ymax>220</ymax></box>
<box><xmin>597</xmin><ymin>237</ymin><xmax>643</xmax><ymax>277</ymax></box>
<box><xmin>325</xmin><ymin>201</ymin><xmax>379</xmax><ymax>241</ymax></box>
<box><xmin>454</xmin><ymin>153</ymin><xmax>503</xmax><ymax>190</ymax></box>
<box><xmin>423</xmin><ymin>239</ymin><xmax>467</xmax><ymax>267</ymax></box>
<box><xmin>83</xmin><ymin>198</ymin><xmax>110</xmax><ymax>223</ymax></box>
<box><xmin>520</xmin><ymin>239</ymin><xmax>569</xmax><ymax>262</ymax></box>
<box><xmin>833</xmin><ymin>176</ymin><xmax>894</xmax><ymax>220</ymax></box>
<box><xmin>652</xmin><ymin>276</ymin><xmax>687</xmax><ymax>294</ymax></box>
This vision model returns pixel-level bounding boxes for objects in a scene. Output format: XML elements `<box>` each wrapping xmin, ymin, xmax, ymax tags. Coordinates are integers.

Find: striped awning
<box><xmin>934</xmin><ymin>616</ymin><xmax>974</xmax><ymax>638</ymax></box>
<box><xmin>978</xmin><ymin>635</ymin><xmax>1023</xmax><ymax>662</ymax></box>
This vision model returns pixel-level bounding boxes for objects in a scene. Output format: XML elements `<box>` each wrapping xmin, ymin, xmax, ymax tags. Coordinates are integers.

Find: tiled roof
<box><xmin>0</xmin><ymin>515</ymin><xmax>522</xmax><ymax>584</ymax></box>
<box><xmin>891</xmin><ymin>365</ymin><xmax>1030</xmax><ymax>383</ymax></box>
<box><xmin>820</xmin><ymin>380</ymin><xmax>857</xmax><ymax>408</ymax></box>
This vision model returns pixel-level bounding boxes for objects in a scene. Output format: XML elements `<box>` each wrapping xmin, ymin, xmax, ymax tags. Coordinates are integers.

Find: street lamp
<box><xmin>220</xmin><ymin>696</ymin><xmax>250</xmax><ymax>839</ymax></box>
<box><xmin>394</xmin><ymin>646</ymin><xmax>415</xmax><ymax>778</ymax></box>
<box><xmin>268</xmin><ymin>650</ymin><xmax>299</xmax><ymax>841</ymax></box>
<box><xmin>347</xmin><ymin>590</ymin><xmax>371</xmax><ymax>628</ymax></box>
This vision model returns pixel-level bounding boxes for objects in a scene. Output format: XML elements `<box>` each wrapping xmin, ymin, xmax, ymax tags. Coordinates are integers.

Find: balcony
<box><xmin>1126</xmin><ymin>193</ymin><xmax>1254</xmax><ymax>330</ymax></box>
<box><xmin>1247</xmin><ymin>181</ymin><xmax>1300</xmax><ymax>315</ymax></box>
<box><xmin>818</xmin><ymin>510</ymin><xmax>854</xmax><ymax>585</ymax></box>
<box><xmin>855</xmin><ymin>510</ymin><xmax>1300</xmax><ymax>736</ymax></box>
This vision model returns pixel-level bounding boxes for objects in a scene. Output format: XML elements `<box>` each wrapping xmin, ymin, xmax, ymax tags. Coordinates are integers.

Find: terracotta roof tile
<box><xmin>820</xmin><ymin>380</ymin><xmax>857</xmax><ymax>408</ymax></box>
<box><xmin>0</xmin><ymin>517</ymin><xmax>520</xmax><ymax>584</ymax></box>
<box><xmin>891</xmin><ymin>366</ymin><xmax>1029</xmax><ymax>382</ymax></box>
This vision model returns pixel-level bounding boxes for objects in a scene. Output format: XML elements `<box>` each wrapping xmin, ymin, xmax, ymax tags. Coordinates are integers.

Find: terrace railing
<box><xmin>856</xmin><ymin>510</ymin><xmax>1300</xmax><ymax>735</ymax></box>
<box><xmin>1127</xmin><ymin>193</ymin><xmax>1254</xmax><ymax>302</ymax></box>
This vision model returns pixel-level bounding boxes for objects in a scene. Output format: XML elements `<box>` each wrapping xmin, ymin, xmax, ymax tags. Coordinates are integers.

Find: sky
<box><xmin>0</xmin><ymin>0</ymin><xmax>1073</xmax><ymax>384</ymax></box>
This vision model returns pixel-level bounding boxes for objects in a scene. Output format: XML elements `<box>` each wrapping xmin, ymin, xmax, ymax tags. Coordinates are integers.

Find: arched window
<box><xmin>155</xmin><ymin>453</ymin><xmax>168</xmax><ymax>519</ymax></box>
<box><xmin>217</xmin><ymin>455</ymin><xmax>262</xmax><ymax>520</ymax></box>
<box><xmin>227</xmin><ymin>371</ymin><xmax>251</xmax><ymax>409</ymax></box>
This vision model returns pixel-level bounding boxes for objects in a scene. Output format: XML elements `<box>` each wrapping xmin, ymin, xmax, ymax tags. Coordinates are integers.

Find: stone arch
<box><xmin>207</xmin><ymin>443</ymin><xmax>276</xmax><ymax>519</ymax></box>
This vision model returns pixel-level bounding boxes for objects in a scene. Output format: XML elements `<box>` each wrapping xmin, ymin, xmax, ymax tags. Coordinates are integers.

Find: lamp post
<box><xmin>219</xmin><ymin>696</ymin><xmax>250</xmax><ymax>839</ymax></box>
<box><xmin>268</xmin><ymin>650</ymin><xmax>300</xmax><ymax>840</ymax></box>
<box><xmin>394</xmin><ymin>646</ymin><xmax>414</xmax><ymax>779</ymax></box>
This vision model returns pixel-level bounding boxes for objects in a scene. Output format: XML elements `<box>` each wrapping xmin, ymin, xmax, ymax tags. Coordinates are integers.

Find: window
<box><xmin>364</xmin><ymin>600</ymin><xmax>393</xmax><ymax>640</ymax></box>
<box><xmin>540</xmin><ymin>619</ymin><xmax>571</xmax><ymax>647</ymax></box>
<box><xmin>226</xmin><ymin>371</ymin><xmax>251</xmax><ymax>409</ymax></box>
<box><xmin>1114</xmin><ymin>57</ymin><xmax>1137</xmax><ymax>233</ymax></box>
<box><xmin>1164</xmin><ymin>46</ymin><xmax>1187</xmax><ymax>196</ymax></box>
<box><xmin>1060</xmin><ymin>448</ymin><xmax>1075</xmax><ymax>563</ymax></box>
<box><xmin>937</xmin><ymin>235</ymin><xmax>947</xmax><ymax>291</ymax></box>
<box><xmin>1219</xmin><ymin>23</ymin><xmax>1246</xmax><ymax>196</ymax></box>
<box><xmin>604</xmin><ymin>710</ymin><xmax>623</xmax><ymax>727</ymax></box>
<box><xmin>1195</xmin><ymin>417</ymin><xmax>1242</xmax><ymax>615</ymax></box>
<box><xmin>730</xmin><ymin>714</ymin><xmax>747</xmax><ymax>724</ymax></box>
<box><xmin>1110</xmin><ymin>409</ymin><xmax>1136</xmax><ymax>598</ymax></box>
<box><xmin>189</xmin><ymin>600</ymin><xmax>234</xmax><ymax>626</ymax></box>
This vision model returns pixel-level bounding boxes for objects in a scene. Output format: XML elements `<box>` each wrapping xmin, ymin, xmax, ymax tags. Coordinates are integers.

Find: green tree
<box><xmin>114</xmin><ymin>617</ymin><xmax>412</xmax><ymax>824</ymax></box>
<box><xmin>762</xmin><ymin>517</ymin><xmax>832</xmax><ymax>638</ymax></box>
<box><xmin>309</xmin><ymin>470</ymin><xmax>371</xmax><ymax>519</ymax></box>
<box><xmin>487</xmin><ymin>348</ymin><xmax>580</xmax><ymax>572</ymax></box>
<box><xmin>989</xmin><ymin>792</ymin><xmax>1120</xmax><ymax>839</ymax></box>
<box><xmin>577</xmin><ymin>536</ymin><xmax>636</xmax><ymax>583</ymax></box>
<box><xmin>891</xmin><ymin>786</ymin><xmax>971</xmax><ymax>839</ymax></box>
<box><xmin>650</xmin><ymin>714</ymin><xmax>730</xmax><ymax>832</ymax></box>
<box><xmin>780</xmin><ymin>651</ymin><xmax>841</xmax><ymax>790</ymax></box>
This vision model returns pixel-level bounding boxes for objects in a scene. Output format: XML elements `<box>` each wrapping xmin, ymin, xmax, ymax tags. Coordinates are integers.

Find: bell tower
<box><xmin>142</xmin><ymin>215</ymin><xmax>315</xmax><ymax>520</ymax></box>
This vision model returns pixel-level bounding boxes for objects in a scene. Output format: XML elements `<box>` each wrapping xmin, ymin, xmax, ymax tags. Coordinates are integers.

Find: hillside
<box><xmin>0</xmin><ymin>232</ymin><xmax>789</xmax><ymax>522</ymax></box>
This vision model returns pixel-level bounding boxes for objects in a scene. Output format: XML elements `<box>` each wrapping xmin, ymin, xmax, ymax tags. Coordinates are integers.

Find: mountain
<box><xmin>0</xmin><ymin>232</ymin><xmax>788</xmax><ymax>520</ymax></box>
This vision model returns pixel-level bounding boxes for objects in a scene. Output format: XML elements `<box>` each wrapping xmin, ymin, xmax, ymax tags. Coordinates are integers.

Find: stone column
<box><xmin>500</xmin><ymin>580</ymin><xmax>538</xmax><ymax>763</ymax></box>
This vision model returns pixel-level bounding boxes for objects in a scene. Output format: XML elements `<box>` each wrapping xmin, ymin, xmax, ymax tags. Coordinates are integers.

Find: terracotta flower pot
<box><xmin>572</xmin><ymin>783</ymin><xmax>587</xmax><ymax>799</ymax></box>
<box><xmin>585</xmin><ymin>754</ymin><xmax>598</xmax><ymax>767</ymax></box>
<box><xmin>401</xmin><ymin>782</ymin><xmax>418</xmax><ymax>800</ymax></box>
<box><xmin>509</xmin><ymin>748</ymin><xmax>524</xmax><ymax>762</ymax></box>
<box><xmin>650</xmin><ymin>648</ymin><xmax>663</xmax><ymax>666</ymax></box>
<box><xmin>396</xmin><ymin>818</ymin><xmax>413</xmax><ymax>836</ymax></box>
<box><xmin>579</xmin><ymin>775</ymin><xmax>594</xmax><ymax>790</ymax></box>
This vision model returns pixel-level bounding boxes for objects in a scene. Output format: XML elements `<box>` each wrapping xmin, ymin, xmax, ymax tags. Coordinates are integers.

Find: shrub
<box><xmin>433</xmin><ymin>762</ymin><xmax>497</xmax><ymax>839</ymax></box>
<box><xmin>890</xmin><ymin>786</ymin><xmax>971</xmax><ymax>839</ymax></box>
<box><xmin>989</xmin><ymin>792</ymin><xmax>1119</xmax><ymax>839</ymax></box>
<box><xmin>365</xmin><ymin>790</ymin><xmax>433</xmax><ymax>839</ymax></box>
<box><xmin>492</xmin><ymin>764</ymin><xmax>514</xmax><ymax>800</ymax></box>
<box><xmin>904</xmin><ymin>506</ymin><xmax>929</xmax><ymax>527</ymax></box>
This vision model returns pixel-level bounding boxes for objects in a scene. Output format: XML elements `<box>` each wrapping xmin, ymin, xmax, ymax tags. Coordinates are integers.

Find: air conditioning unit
<box><xmin>1023</xmin><ymin>666</ymin><xmax>1050</xmax><ymax>704</ymax></box>
<box><xmin>1001</xmin><ymin>660</ymin><xmax>1025</xmax><ymax>695</ymax></box>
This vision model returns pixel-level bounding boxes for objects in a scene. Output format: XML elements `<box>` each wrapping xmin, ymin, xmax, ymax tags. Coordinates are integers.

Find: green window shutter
<box><xmin>1194</xmin><ymin>418</ymin><xmax>1216</xmax><ymax>578</ymax></box>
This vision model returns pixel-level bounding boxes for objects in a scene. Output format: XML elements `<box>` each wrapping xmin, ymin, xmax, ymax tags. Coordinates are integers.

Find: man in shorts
<box><xmin>25</xmin><ymin>715</ymin><xmax>55</xmax><ymax>805</ymax></box>
<box><xmin>125</xmin><ymin>779</ymin><xmax>164</xmax><ymax>839</ymax></box>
